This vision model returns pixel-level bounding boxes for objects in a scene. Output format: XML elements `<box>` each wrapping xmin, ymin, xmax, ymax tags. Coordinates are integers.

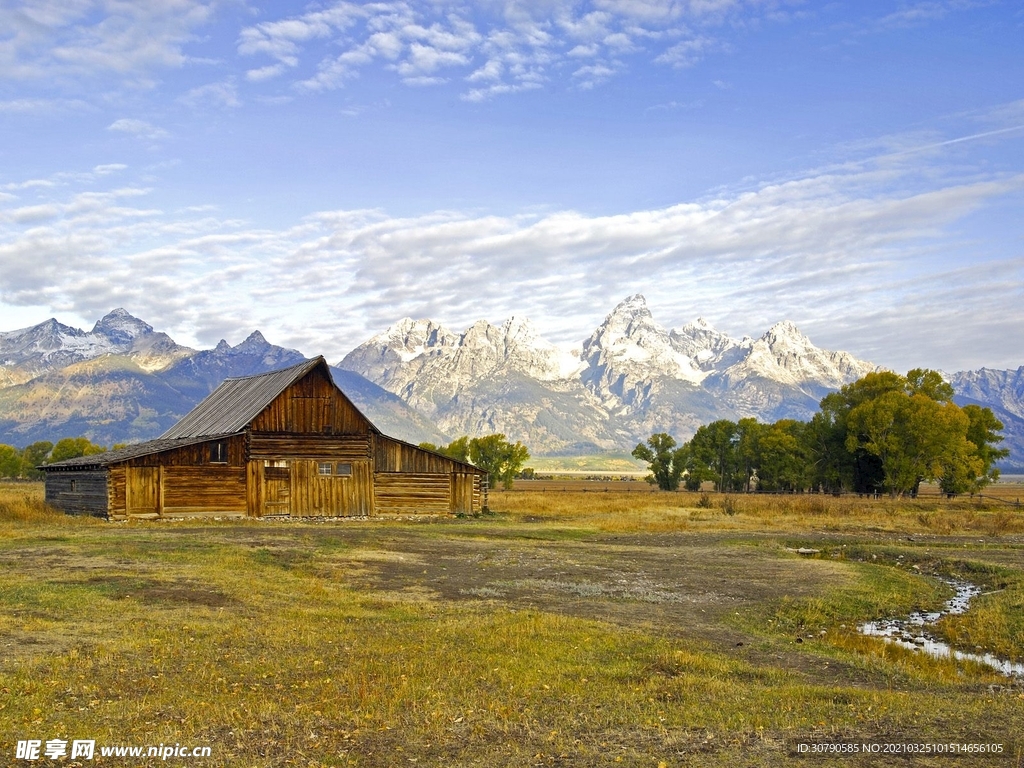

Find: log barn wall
<box><xmin>43</xmin><ymin>470</ymin><xmax>108</xmax><ymax>516</ymax></box>
<box><xmin>43</xmin><ymin>357</ymin><xmax>487</xmax><ymax>519</ymax></box>
<box><xmin>250</xmin><ymin>366</ymin><xmax>370</xmax><ymax>435</ymax></box>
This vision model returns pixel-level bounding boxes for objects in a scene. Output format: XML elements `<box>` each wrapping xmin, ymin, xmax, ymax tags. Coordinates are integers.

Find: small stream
<box><xmin>859</xmin><ymin>578</ymin><xmax>1024</xmax><ymax>678</ymax></box>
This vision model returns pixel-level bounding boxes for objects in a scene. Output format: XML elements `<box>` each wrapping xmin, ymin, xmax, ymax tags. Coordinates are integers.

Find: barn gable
<box><xmin>42</xmin><ymin>357</ymin><xmax>486</xmax><ymax>519</ymax></box>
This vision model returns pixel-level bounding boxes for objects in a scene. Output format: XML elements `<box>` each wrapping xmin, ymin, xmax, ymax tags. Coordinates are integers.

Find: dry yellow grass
<box><xmin>2</xmin><ymin>482</ymin><xmax>1022</xmax><ymax>766</ymax></box>
<box><xmin>490</xmin><ymin>483</ymin><xmax>1024</xmax><ymax>536</ymax></box>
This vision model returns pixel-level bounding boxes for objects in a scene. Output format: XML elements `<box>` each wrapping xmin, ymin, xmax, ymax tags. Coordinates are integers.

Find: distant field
<box><xmin>526</xmin><ymin>453</ymin><xmax>647</xmax><ymax>476</ymax></box>
<box><xmin>2</xmin><ymin>482</ymin><xmax>1022</xmax><ymax>767</ymax></box>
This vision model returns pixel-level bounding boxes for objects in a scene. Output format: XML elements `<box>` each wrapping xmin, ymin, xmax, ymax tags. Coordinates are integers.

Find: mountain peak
<box><xmin>91</xmin><ymin>308</ymin><xmax>153</xmax><ymax>344</ymax></box>
<box><xmin>608</xmin><ymin>294</ymin><xmax>650</xmax><ymax>319</ymax></box>
<box><xmin>765</xmin><ymin>319</ymin><xmax>805</xmax><ymax>338</ymax></box>
<box><xmin>237</xmin><ymin>330</ymin><xmax>269</xmax><ymax>349</ymax></box>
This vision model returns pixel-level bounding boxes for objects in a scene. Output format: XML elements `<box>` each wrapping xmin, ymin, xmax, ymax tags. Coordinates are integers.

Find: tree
<box><xmin>19</xmin><ymin>441</ymin><xmax>53</xmax><ymax>480</ymax></box>
<box><xmin>757</xmin><ymin>419</ymin><xmax>809</xmax><ymax>492</ymax></box>
<box><xmin>49</xmin><ymin>437</ymin><xmax>106</xmax><ymax>464</ymax></box>
<box><xmin>938</xmin><ymin>405</ymin><xmax>1009</xmax><ymax>494</ymax></box>
<box><xmin>845</xmin><ymin>380</ymin><xmax>978</xmax><ymax>498</ymax></box>
<box><xmin>419</xmin><ymin>436</ymin><xmax>471</xmax><ymax>463</ymax></box>
<box><xmin>805</xmin><ymin>396</ymin><xmax>859</xmax><ymax>492</ymax></box>
<box><xmin>906</xmin><ymin>368</ymin><xmax>954</xmax><ymax>402</ymax></box>
<box><xmin>0</xmin><ymin>444</ymin><xmax>21</xmax><ymax>478</ymax></box>
<box><xmin>735</xmin><ymin>418</ymin><xmax>763</xmax><ymax>492</ymax></box>
<box><xmin>688</xmin><ymin>420</ymin><xmax>739</xmax><ymax>491</ymax></box>
<box><xmin>632</xmin><ymin>433</ymin><xmax>688</xmax><ymax>491</ymax></box>
<box><xmin>468</xmin><ymin>434</ymin><xmax>530</xmax><ymax>489</ymax></box>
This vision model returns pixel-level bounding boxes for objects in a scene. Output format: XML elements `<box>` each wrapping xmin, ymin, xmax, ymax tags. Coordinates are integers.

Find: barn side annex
<box><xmin>41</xmin><ymin>357</ymin><xmax>487</xmax><ymax>520</ymax></box>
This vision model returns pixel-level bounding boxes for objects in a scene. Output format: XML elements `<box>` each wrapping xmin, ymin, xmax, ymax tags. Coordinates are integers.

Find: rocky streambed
<box><xmin>860</xmin><ymin>577</ymin><xmax>1024</xmax><ymax>678</ymax></box>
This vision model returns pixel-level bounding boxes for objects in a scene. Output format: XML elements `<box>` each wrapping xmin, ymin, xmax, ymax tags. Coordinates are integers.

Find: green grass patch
<box><xmin>2</xmin><ymin>485</ymin><xmax>1023</xmax><ymax>766</ymax></box>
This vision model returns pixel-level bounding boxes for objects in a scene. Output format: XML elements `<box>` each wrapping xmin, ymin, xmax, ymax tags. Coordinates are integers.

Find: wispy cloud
<box><xmin>0</xmin><ymin>0</ymin><xmax>217</xmax><ymax>84</ymax></box>
<box><xmin>179</xmin><ymin>79</ymin><xmax>241</xmax><ymax>109</ymax></box>
<box><xmin>1</xmin><ymin>140</ymin><xmax>1020</xmax><ymax>370</ymax></box>
<box><xmin>108</xmin><ymin>118</ymin><xmax>170</xmax><ymax>141</ymax></box>
<box><xmin>234</xmin><ymin>1</ymin><xmax>779</xmax><ymax>100</ymax></box>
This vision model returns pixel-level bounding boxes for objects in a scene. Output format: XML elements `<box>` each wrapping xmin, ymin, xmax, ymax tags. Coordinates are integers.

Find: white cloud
<box><xmin>1</xmin><ymin>151</ymin><xmax>1020</xmax><ymax>371</ymax></box>
<box><xmin>655</xmin><ymin>35</ymin><xmax>716</xmax><ymax>67</ymax></box>
<box><xmin>0</xmin><ymin>97</ymin><xmax>91</xmax><ymax>113</ymax></box>
<box><xmin>0</xmin><ymin>0</ymin><xmax>217</xmax><ymax>84</ymax></box>
<box><xmin>108</xmin><ymin>118</ymin><xmax>170</xmax><ymax>141</ymax></box>
<box><xmin>245</xmin><ymin>64</ymin><xmax>287</xmax><ymax>82</ymax></box>
<box><xmin>233</xmin><ymin>0</ymin><xmax>791</xmax><ymax>99</ymax></box>
<box><xmin>179</xmin><ymin>79</ymin><xmax>241</xmax><ymax>109</ymax></box>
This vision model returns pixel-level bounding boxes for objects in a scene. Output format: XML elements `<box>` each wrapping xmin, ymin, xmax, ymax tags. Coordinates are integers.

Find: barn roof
<box><xmin>161</xmin><ymin>357</ymin><xmax>347</xmax><ymax>440</ymax></box>
<box><xmin>41</xmin><ymin>433</ymin><xmax>239</xmax><ymax>470</ymax></box>
<box><xmin>42</xmin><ymin>356</ymin><xmax>485</xmax><ymax>476</ymax></box>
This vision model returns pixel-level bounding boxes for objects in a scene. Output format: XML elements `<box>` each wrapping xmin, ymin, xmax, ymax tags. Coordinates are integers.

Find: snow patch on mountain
<box><xmin>0</xmin><ymin>309</ymin><xmax>194</xmax><ymax>380</ymax></box>
<box><xmin>340</xmin><ymin>293</ymin><xmax>883</xmax><ymax>452</ymax></box>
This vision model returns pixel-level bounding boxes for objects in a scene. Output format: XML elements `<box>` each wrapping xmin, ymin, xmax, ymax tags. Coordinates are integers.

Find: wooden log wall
<box><xmin>286</xmin><ymin>459</ymin><xmax>373</xmax><ymax>517</ymax></box>
<box><xmin>374</xmin><ymin>435</ymin><xmax>483</xmax><ymax>475</ymax></box>
<box><xmin>374</xmin><ymin>473</ymin><xmax>452</xmax><ymax>514</ymax></box>
<box><xmin>44</xmin><ymin>471</ymin><xmax>108</xmax><ymax>516</ymax></box>
<box><xmin>249</xmin><ymin>433</ymin><xmax>371</xmax><ymax>460</ymax></box>
<box><xmin>121</xmin><ymin>435</ymin><xmax>247</xmax><ymax>468</ymax></box>
<box><xmin>108</xmin><ymin>465</ymin><xmax>127</xmax><ymax>519</ymax></box>
<box><xmin>106</xmin><ymin>436</ymin><xmax>249</xmax><ymax>519</ymax></box>
<box><xmin>451</xmin><ymin>472</ymin><xmax>476</xmax><ymax>515</ymax></box>
<box><xmin>250</xmin><ymin>368</ymin><xmax>371</xmax><ymax>435</ymax></box>
<box><xmin>162</xmin><ymin>466</ymin><xmax>246</xmax><ymax>516</ymax></box>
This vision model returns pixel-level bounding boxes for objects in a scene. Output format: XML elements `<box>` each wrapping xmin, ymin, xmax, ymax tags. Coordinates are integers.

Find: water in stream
<box><xmin>859</xmin><ymin>578</ymin><xmax>1024</xmax><ymax>678</ymax></box>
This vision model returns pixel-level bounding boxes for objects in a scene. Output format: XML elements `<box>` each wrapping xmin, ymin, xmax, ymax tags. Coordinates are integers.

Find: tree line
<box><xmin>0</xmin><ymin>438</ymin><xmax>108</xmax><ymax>480</ymax></box>
<box><xmin>2</xmin><ymin>432</ymin><xmax>532</xmax><ymax>490</ymax></box>
<box><xmin>420</xmin><ymin>434</ymin><xmax>530</xmax><ymax>489</ymax></box>
<box><xmin>633</xmin><ymin>369</ymin><xmax>1009</xmax><ymax>498</ymax></box>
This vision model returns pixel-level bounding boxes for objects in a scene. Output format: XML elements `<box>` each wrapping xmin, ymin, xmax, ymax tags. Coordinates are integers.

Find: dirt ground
<box><xmin>200</xmin><ymin>522</ymin><xmax>1023</xmax><ymax>691</ymax></box>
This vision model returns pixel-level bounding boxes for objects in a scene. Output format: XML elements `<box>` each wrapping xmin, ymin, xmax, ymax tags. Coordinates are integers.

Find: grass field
<box><xmin>1</xmin><ymin>481</ymin><xmax>1023</xmax><ymax>766</ymax></box>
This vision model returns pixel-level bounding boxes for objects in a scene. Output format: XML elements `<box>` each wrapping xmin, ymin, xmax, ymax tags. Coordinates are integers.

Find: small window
<box><xmin>335</xmin><ymin>462</ymin><xmax>352</xmax><ymax>476</ymax></box>
<box><xmin>317</xmin><ymin>461</ymin><xmax>333</xmax><ymax>476</ymax></box>
<box><xmin>210</xmin><ymin>442</ymin><xmax>227</xmax><ymax>464</ymax></box>
<box><xmin>70</xmin><ymin>480</ymin><xmax>77</xmax><ymax>492</ymax></box>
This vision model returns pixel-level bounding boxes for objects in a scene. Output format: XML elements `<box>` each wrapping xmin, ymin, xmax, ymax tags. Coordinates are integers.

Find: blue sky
<box><xmin>1</xmin><ymin>0</ymin><xmax>1022</xmax><ymax>372</ymax></box>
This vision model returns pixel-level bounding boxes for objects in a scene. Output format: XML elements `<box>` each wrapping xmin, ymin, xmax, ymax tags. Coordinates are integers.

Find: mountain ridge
<box><xmin>0</xmin><ymin>301</ymin><xmax>1020</xmax><ymax>468</ymax></box>
<box><xmin>340</xmin><ymin>294</ymin><xmax>883</xmax><ymax>453</ymax></box>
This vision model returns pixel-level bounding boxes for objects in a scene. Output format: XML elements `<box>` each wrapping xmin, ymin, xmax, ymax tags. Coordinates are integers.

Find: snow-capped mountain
<box><xmin>0</xmin><ymin>308</ymin><xmax>193</xmax><ymax>386</ymax></box>
<box><xmin>950</xmin><ymin>366</ymin><xmax>1024</xmax><ymax>471</ymax></box>
<box><xmin>1</xmin><ymin>301</ymin><xmax>1019</xmax><ymax>466</ymax></box>
<box><xmin>581</xmin><ymin>294</ymin><xmax>708</xmax><ymax>408</ymax></box>
<box><xmin>340</xmin><ymin>294</ymin><xmax>881</xmax><ymax>453</ymax></box>
<box><xmin>950</xmin><ymin>367</ymin><xmax>1024</xmax><ymax>420</ymax></box>
<box><xmin>342</xmin><ymin>315</ymin><xmax>614</xmax><ymax>451</ymax></box>
<box><xmin>0</xmin><ymin>311</ymin><xmax>445</xmax><ymax>448</ymax></box>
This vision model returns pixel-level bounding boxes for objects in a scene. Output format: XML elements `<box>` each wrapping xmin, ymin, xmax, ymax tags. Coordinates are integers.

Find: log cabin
<box><xmin>41</xmin><ymin>357</ymin><xmax>487</xmax><ymax>520</ymax></box>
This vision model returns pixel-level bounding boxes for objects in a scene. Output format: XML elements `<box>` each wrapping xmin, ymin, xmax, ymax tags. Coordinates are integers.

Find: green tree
<box><xmin>937</xmin><ymin>405</ymin><xmax>1009</xmax><ymax>494</ymax></box>
<box><xmin>757</xmin><ymin>419</ymin><xmax>809</xmax><ymax>492</ymax></box>
<box><xmin>805</xmin><ymin>397</ymin><xmax>858</xmax><ymax>492</ymax></box>
<box><xmin>0</xmin><ymin>444</ymin><xmax>21</xmax><ymax>478</ymax></box>
<box><xmin>846</xmin><ymin>386</ymin><xmax>978</xmax><ymax>498</ymax></box>
<box><xmin>419</xmin><ymin>436</ymin><xmax>471</xmax><ymax>463</ymax></box>
<box><xmin>906</xmin><ymin>368</ymin><xmax>955</xmax><ymax>402</ymax></box>
<box><xmin>468</xmin><ymin>434</ymin><xmax>530</xmax><ymax>489</ymax></box>
<box><xmin>688</xmin><ymin>420</ymin><xmax>739</xmax><ymax>492</ymax></box>
<box><xmin>735</xmin><ymin>418</ymin><xmax>764</xmax><ymax>492</ymax></box>
<box><xmin>632</xmin><ymin>433</ymin><xmax>688</xmax><ymax>491</ymax></box>
<box><xmin>49</xmin><ymin>437</ymin><xmax>106</xmax><ymax>464</ymax></box>
<box><xmin>804</xmin><ymin>371</ymin><xmax>912</xmax><ymax>494</ymax></box>
<box><xmin>19</xmin><ymin>441</ymin><xmax>53</xmax><ymax>480</ymax></box>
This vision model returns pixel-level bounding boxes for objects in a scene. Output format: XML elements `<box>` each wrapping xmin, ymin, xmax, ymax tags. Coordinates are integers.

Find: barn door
<box><xmin>263</xmin><ymin>462</ymin><xmax>291</xmax><ymax>516</ymax></box>
<box><xmin>126</xmin><ymin>467</ymin><xmax>161</xmax><ymax>517</ymax></box>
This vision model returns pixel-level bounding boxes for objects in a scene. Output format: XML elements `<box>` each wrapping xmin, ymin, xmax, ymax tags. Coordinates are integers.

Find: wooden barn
<box><xmin>41</xmin><ymin>357</ymin><xmax>487</xmax><ymax>520</ymax></box>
